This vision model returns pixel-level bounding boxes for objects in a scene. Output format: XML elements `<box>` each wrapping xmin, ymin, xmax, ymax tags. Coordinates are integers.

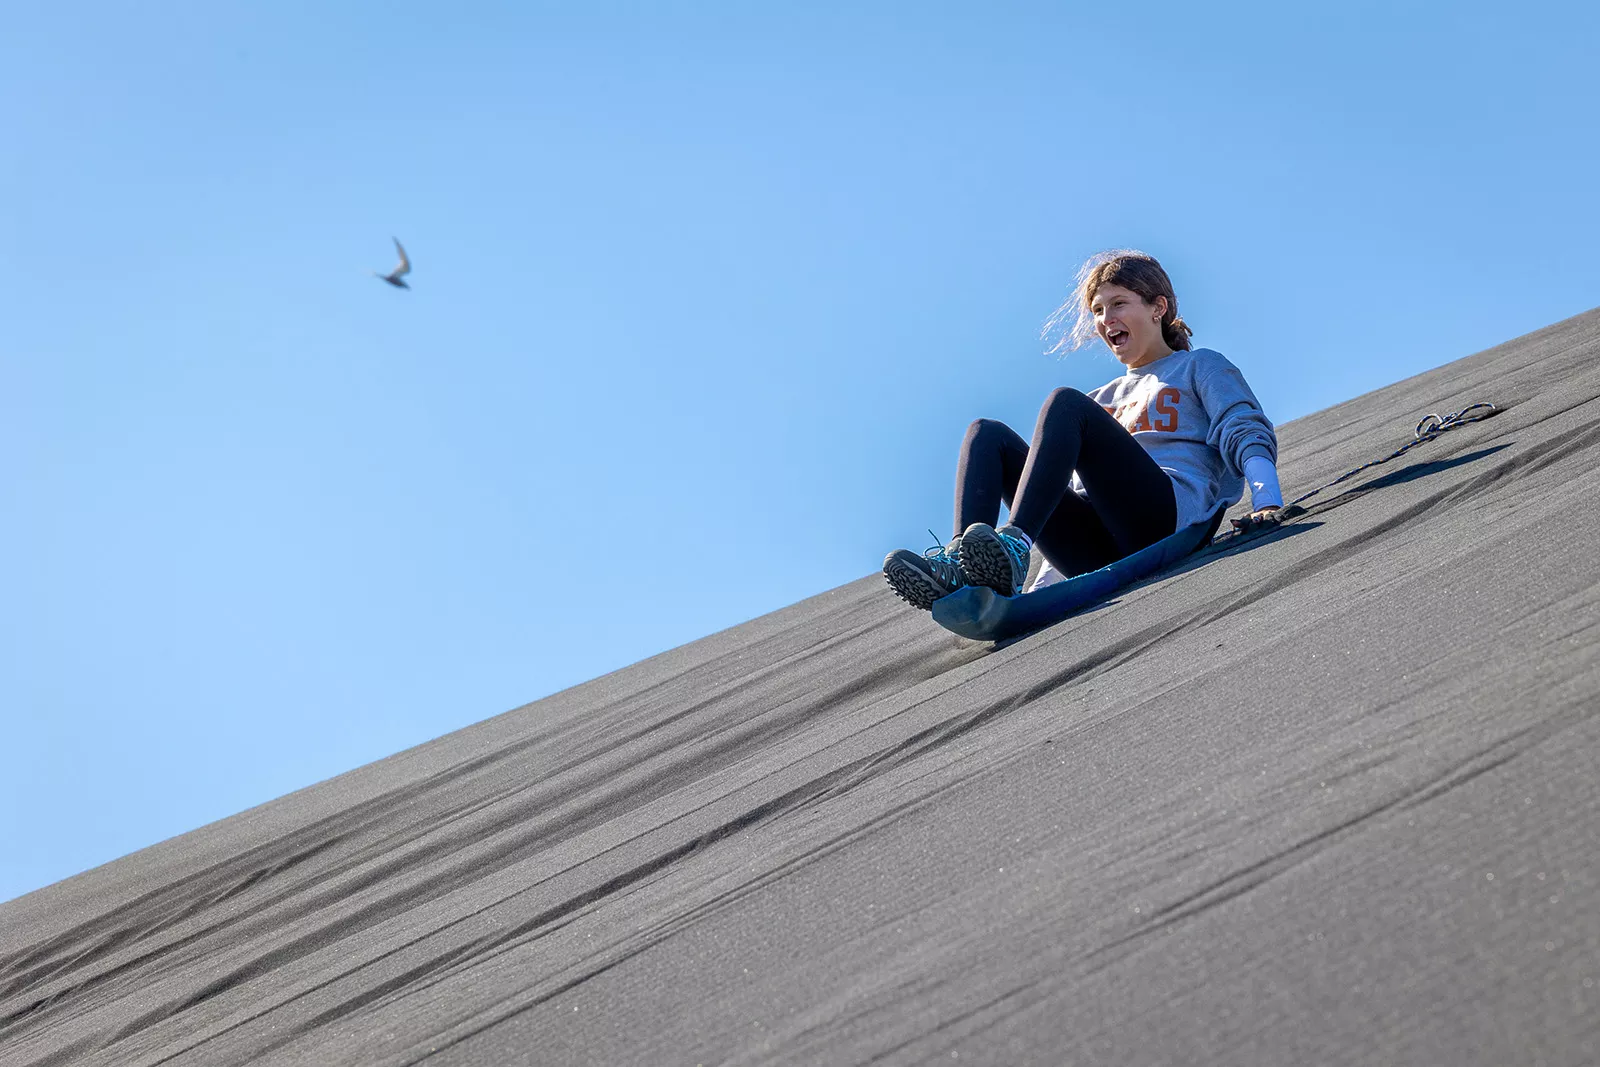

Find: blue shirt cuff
<box><xmin>1242</xmin><ymin>454</ymin><xmax>1283</xmax><ymax>510</ymax></box>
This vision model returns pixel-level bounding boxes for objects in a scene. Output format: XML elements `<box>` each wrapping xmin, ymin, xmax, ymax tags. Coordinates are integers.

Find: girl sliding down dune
<box><xmin>884</xmin><ymin>250</ymin><xmax>1283</xmax><ymax>610</ymax></box>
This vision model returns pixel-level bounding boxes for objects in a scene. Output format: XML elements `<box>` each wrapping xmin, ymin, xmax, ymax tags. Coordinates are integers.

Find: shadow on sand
<box><xmin>1351</xmin><ymin>443</ymin><xmax>1512</xmax><ymax>492</ymax></box>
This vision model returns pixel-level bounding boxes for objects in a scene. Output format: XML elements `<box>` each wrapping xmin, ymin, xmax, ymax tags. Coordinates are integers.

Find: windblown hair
<box><xmin>1043</xmin><ymin>249</ymin><xmax>1194</xmax><ymax>356</ymax></box>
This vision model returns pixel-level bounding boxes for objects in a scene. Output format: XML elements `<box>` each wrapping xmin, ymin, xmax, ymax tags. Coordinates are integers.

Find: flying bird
<box><xmin>374</xmin><ymin>238</ymin><xmax>411</xmax><ymax>289</ymax></box>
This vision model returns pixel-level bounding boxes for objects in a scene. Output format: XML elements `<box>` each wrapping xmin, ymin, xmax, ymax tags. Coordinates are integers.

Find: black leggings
<box><xmin>954</xmin><ymin>387</ymin><xmax>1178</xmax><ymax>578</ymax></box>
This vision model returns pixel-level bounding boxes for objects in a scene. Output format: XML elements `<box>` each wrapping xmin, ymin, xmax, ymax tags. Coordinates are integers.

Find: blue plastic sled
<box><xmin>930</xmin><ymin>512</ymin><xmax>1222</xmax><ymax>642</ymax></box>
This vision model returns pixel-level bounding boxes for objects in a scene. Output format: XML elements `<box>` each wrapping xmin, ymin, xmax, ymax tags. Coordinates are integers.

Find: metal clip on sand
<box><xmin>1281</xmin><ymin>401</ymin><xmax>1501</xmax><ymax>512</ymax></box>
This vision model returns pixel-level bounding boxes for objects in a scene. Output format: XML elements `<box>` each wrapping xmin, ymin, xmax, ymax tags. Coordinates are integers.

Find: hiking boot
<box><xmin>883</xmin><ymin>538</ymin><xmax>967</xmax><ymax>610</ymax></box>
<box><xmin>957</xmin><ymin>522</ymin><xmax>1031</xmax><ymax>596</ymax></box>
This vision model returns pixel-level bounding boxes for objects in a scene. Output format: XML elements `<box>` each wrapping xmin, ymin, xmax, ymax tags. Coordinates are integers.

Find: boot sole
<box><xmin>883</xmin><ymin>551</ymin><xmax>953</xmax><ymax>611</ymax></box>
<box><xmin>957</xmin><ymin>527</ymin><xmax>1024</xmax><ymax>596</ymax></box>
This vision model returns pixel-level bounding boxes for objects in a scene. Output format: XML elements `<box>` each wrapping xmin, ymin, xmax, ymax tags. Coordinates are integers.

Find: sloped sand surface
<box><xmin>4</xmin><ymin>311</ymin><xmax>1599</xmax><ymax>1066</ymax></box>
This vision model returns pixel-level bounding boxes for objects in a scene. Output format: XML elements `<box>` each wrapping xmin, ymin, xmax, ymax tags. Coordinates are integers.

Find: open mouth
<box><xmin>1107</xmin><ymin>329</ymin><xmax>1129</xmax><ymax>347</ymax></box>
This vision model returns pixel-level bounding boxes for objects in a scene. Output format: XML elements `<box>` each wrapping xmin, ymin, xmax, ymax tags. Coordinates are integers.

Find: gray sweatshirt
<box><xmin>1072</xmin><ymin>347</ymin><xmax>1278</xmax><ymax>531</ymax></box>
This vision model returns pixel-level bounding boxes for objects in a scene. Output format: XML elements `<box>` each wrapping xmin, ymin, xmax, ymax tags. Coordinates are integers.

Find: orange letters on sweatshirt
<box><xmin>1104</xmin><ymin>387</ymin><xmax>1181</xmax><ymax>434</ymax></box>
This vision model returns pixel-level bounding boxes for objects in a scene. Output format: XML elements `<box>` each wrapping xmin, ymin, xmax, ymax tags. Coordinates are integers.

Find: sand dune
<box><xmin>4</xmin><ymin>310</ymin><xmax>1599</xmax><ymax>1066</ymax></box>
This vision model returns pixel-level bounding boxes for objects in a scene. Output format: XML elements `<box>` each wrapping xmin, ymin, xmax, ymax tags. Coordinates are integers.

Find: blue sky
<box><xmin>4</xmin><ymin>1</ymin><xmax>1596</xmax><ymax>903</ymax></box>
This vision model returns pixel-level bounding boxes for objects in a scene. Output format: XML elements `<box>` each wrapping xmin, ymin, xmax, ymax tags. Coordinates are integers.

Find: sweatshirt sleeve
<box><xmin>1194</xmin><ymin>353</ymin><xmax>1278</xmax><ymax>476</ymax></box>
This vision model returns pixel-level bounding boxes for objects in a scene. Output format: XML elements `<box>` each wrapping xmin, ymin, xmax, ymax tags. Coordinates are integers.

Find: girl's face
<box><xmin>1091</xmin><ymin>283</ymin><xmax>1171</xmax><ymax>368</ymax></box>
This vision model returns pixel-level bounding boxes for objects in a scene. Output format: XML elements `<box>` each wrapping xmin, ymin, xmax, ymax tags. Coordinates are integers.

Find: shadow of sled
<box><xmin>931</xmin><ymin>513</ymin><xmax>1317</xmax><ymax>643</ymax></box>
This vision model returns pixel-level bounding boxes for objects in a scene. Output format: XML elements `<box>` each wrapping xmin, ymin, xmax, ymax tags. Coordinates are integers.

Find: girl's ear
<box><xmin>1150</xmin><ymin>295</ymin><xmax>1168</xmax><ymax>322</ymax></box>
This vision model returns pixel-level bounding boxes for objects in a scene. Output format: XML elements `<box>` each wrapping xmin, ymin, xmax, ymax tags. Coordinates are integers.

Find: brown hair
<box><xmin>1043</xmin><ymin>249</ymin><xmax>1193</xmax><ymax>355</ymax></box>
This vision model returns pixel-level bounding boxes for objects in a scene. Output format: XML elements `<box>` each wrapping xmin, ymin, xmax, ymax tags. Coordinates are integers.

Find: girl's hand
<box><xmin>1230</xmin><ymin>506</ymin><xmax>1283</xmax><ymax>534</ymax></box>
